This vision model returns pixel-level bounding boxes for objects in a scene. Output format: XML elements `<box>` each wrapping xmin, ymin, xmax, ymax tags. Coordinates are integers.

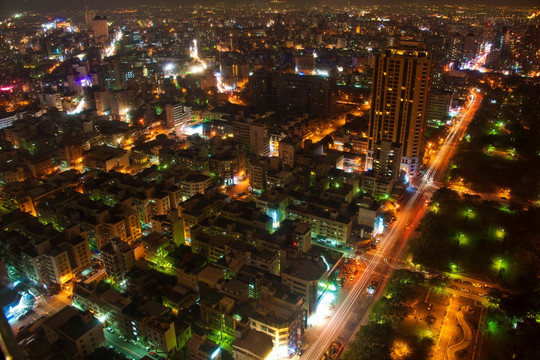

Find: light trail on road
<box><xmin>301</xmin><ymin>89</ymin><xmax>482</xmax><ymax>360</ymax></box>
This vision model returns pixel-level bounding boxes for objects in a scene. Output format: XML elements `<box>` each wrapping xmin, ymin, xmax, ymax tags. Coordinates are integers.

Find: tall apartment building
<box><xmin>463</xmin><ymin>32</ymin><xmax>478</xmax><ymax>61</ymax></box>
<box><xmin>371</xmin><ymin>140</ymin><xmax>401</xmax><ymax>180</ymax></box>
<box><xmin>250</xmin><ymin>71</ymin><xmax>336</xmax><ymax>119</ymax></box>
<box><xmin>232</xmin><ymin>117</ymin><xmax>270</xmax><ymax>157</ymax></box>
<box><xmin>43</xmin><ymin>248</ymin><xmax>72</xmax><ymax>285</ymax></box>
<box><xmin>94</xmin><ymin>89</ymin><xmax>110</xmax><ymax>115</ymax></box>
<box><xmin>286</xmin><ymin>204</ymin><xmax>353</xmax><ymax>245</ymax></box>
<box><xmin>38</xmin><ymin>92</ymin><xmax>63</xmax><ymax>111</ymax></box>
<box><xmin>428</xmin><ymin>90</ymin><xmax>452</xmax><ymax>123</ymax></box>
<box><xmin>84</xmin><ymin>6</ymin><xmax>97</xmax><ymax>30</ymax></box>
<box><xmin>101</xmin><ymin>240</ymin><xmax>135</xmax><ymax>282</ymax></box>
<box><xmin>247</xmin><ymin>157</ymin><xmax>268</xmax><ymax>192</ymax></box>
<box><xmin>64</xmin><ymin>233</ymin><xmax>92</xmax><ymax>274</ymax></box>
<box><xmin>92</xmin><ymin>16</ymin><xmax>109</xmax><ymax>44</ymax></box>
<box><xmin>367</xmin><ymin>40</ymin><xmax>433</xmax><ymax>178</ymax></box>
<box><xmin>165</xmin><ymin>103</ymin><xmax>192</xmax><ymax>129</ymax></box>
<box><xmin>83</xmin><ymin>146</ymin><xmax>129</xmax><ymax>173</ymax></box>
<box><xmin>110</xmin><ymin>90</ymin><xmax>136</xmax><ymax>120</ymax></box>
<box><xmin>278</xmin><ymin>137</ymin><xmax>302</xmax><ymax>168</ymax></box>
<box><xmin>449</xmin><ymin>34</ymin><xmax>465</xmax><ymax>61</ymax></box>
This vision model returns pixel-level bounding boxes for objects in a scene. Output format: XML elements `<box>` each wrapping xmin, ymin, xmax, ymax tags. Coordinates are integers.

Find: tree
<box><xmin>424</xmin><ymin>315</ymin><xmax>436</xmax><ymax>329</ymax></box>
<box><xmin>500</xmin><ymin>293</ymin><xmax>533</xmax><ymax>319</ymax></box>
<box><xmin>342</xmin><ymin>322</ymin><xmax>394</xmax><ymax>360</ymax></box>
<box><xmin>409</xmin><ymin>336</ymin><xmax>434</xmax><ymax>360</ymax></box>
<box><xmin>428</xmin><ymin>275</ymin><xmax>449</xmax><ymax>292</ymax></box>
<box><xmin>513</xmin><ymin>318</ymin><xmax>540</xmax><ymax>359</ymax></box>
<box><xmin>370</xmin><ymin>297</ymin><xmax>411</xmax><ymax>325</ymax></box>
<box><xmin>389</xmin><ymin>269</ymin><xmax>424</xmax><ymax>286</ymax></box>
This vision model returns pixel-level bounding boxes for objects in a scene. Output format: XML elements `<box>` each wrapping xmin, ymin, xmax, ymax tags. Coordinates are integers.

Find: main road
<box><xmin>300</xmin><ymin>89</ymin><xmax>482</xmax><ymax>360</ymax></box>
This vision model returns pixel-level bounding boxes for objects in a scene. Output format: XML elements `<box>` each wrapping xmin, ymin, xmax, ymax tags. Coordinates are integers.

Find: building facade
<box><xmin>367</xmin><ymin>41</ymin><xmax>433</xmax><ymax>178</ymax></box>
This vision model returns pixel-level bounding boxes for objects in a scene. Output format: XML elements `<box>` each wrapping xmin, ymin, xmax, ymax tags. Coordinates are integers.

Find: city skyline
<box><xmin>1</xmin><ymin>0</ymin><xmax>540</xmax><ymax>14</ymax></box>
<box><xmin>0</xmin><ymin>2</ymin><xmax>539</xmax><ymax>360</ymax></box>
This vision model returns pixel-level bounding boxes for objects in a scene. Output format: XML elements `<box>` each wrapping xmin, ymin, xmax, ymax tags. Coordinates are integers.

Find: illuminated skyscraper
<box><xmin>367</xmin><ymin>40</ymin><xmax>433</xmax><ymax>178</ymax></box>
<box><xmin>92</xmin><ymin>16</ymin><xmax>109</xmax><ymax>44</ymax></box>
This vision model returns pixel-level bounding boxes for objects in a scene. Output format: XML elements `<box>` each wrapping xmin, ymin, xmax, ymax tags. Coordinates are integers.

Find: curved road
<box><xmin>300</xmin><ymin>89</ymin><xmax>482</xmax><ymax>360</ymax></box>
<box><xmin>447</xmin><ymin>308</ymin><xmax>473</xmax><ymax>360</ymax></box>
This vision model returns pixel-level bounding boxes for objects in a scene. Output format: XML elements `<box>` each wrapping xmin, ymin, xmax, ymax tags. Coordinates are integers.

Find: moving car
<box><xmin>320</xmin><ymin>341</ymin><xmax>343</xmax><ymax>360</ymax></box>
<box><xmin>367</xmin><ymin>280</ymin><xmax>379</xmax><ymax>295</ymax></box>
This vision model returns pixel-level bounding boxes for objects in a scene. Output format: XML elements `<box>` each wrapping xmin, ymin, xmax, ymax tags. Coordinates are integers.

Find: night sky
<box><xmin>0</xmin><ymin>0</ymin><xmax>538</xmax><ymax>16</ymax></box>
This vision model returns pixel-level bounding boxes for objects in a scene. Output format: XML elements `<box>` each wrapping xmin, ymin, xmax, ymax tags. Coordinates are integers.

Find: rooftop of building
<box><xmin>142</xmin><ymin>232</ymin><xmax>168</xmax><ymax>249</ymax></box>
<box><xmin>101</xmin><ymin>288</ymin><xmax>130</xmax><ymax>309</ymax></box>
<box><xmin>250</xmin><ymin>295</ymin><xmax>298</xmax><ymax>327</ymax></box>
<box><xmin>222</xmin><ymin>279</ymin><xmax>248</xmax><ymax>294</ymax></box>
<box><xmin>145</xmin><ymin>316</ymin><xmax>173</xmax><ymax>333</ymax></box>
<box><xmin>283</xmin><ymin>257</ymin><xmax>327</xmax><ymax>282</ymax></box>
<box><xmin>199</xmin><ymin>289</ymin><xmax>224</xmax><ymax>306</ymax></box>
<box><xmin>84</xmin><ymin>145</ymin><xmax>127</xmax><ymax>162</ymax></box>
<box><xmin>233</xmin><ymin>329</ymin><xmax>273</xmax><ymax>359</ymax></box>
<box><xmin>249</xmin><ymin>248</ymin><xmax>278</xmax><ymax>262</ymax></box>
<box><xmin>43</xmin><ymin>306</ymin><xmax>101</xmax><ymax>341</ymax></box>
<box><xmin>198</xmin><ymin>265</ymin><xmax>225</xmax><ymax>284</ymax></box>
<box><xmin>287</xmin><ymin>202</ymin><xmax>351</xmax><ymax>224</ymax></box>
<box><xmin>256</xmin><ymin>190</ymin><xmax>289</xmax><ymax>205</ymax></box>
<box><xmin>180</xmin><ymin>191</ymin><xmax>228</xmax><ymax>216</ymax></box>
<box><xmin>357</xmin><ymin>197</ymin><xmax>381</xmax><ymax>211</ymax></box>
<box><xmin>182</xmin><ymin>173</ymin><xmax>212</xmax><ymax>183</ymax></box>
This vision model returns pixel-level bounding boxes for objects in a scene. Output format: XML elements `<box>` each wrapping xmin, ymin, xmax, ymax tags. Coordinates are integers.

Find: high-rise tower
<box><xmin>367</xmin><ymin>40</ymin><xmax>433</xmax><ymax>178</ymax></box>
<box><xmin>92</xmin><ymin>16</ymin><xmax>109</xmax><ymax>44</ymax></box>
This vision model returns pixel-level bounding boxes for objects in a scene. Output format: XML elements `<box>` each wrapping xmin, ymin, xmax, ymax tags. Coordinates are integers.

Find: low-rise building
<box><xmin>357</xmin><ymin>198</ymin><xmax>380</xmax><ymax>228</ymax></box>
<box><xmin>178</xmin><ymin>190</ymin><xmax>229</xmax><ymax>242</ymax></box>
<box><xmin>145</xmin><ymin>316</ymin><xmax>177</xmax><ymax>354</ymax></box>
<box><xmin>83</xmin><ymin>146</ymin><xmax>129</xmax><ymax>172</ymax></box>
<box><xmin>281</xmin><ymin>256</ymin><xmax>327</xmax><ymax>316</ymax></box>
<box><xmin>249</xmin><ymin>286</ymin><xmax>304</xmax><ymax>354</ymax></box>
<box><xmin>198</xmin><ymin>265</ymin><xmax>225</xmax><ymax>289</ymax></box>
<box><xmin>188</xmin><ymin>333</ymin><xmax>221</xmax><ymax>360</ymax></box>
<box><xmin>232</xmin><ymin>328</ymin><xmax>274</xmax><ymax>360</ymax></box>
<box><xmin>181</xmin><ymin>174</ymin><xmax>213</xmax><ymax>201</ymax></box>
<box><xmin>208</xmin><ymin>145</ymin><xmax>245</xmax><ymax>186</ymax></box>
<box><xmin>286</xmin><ymin>204</ymin><xmax>353</xmax><ymax>245</ymax></box>
<box><xmin>42</xmin><ymin>306</ymin><xmax>105</xmax><ymax>359</ymax></box>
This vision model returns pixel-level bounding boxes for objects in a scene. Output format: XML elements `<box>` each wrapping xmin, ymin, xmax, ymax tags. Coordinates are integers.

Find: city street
<box><xmin>10</xmin><ymin>289</ymin><xmax>71</xmax><ymax>337</ymax></box>
<box><xmin>306</xmin><ymin>104</ymin><xmax>369</xmax><ymax>144</ymax></box>
<box><xmin>299</xmin><ymin>89</ymin><xmax>483</xmax><ymax>360</ymax></box>
<box><xmin>226</xmin><ymin>178</ymin><xmax>250</xmax><ymax>198</ymax></box>
<box><xmin>104</xmin><ymin>331</ymin><xmax>152</xmax><ymax>360</ymax></box>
